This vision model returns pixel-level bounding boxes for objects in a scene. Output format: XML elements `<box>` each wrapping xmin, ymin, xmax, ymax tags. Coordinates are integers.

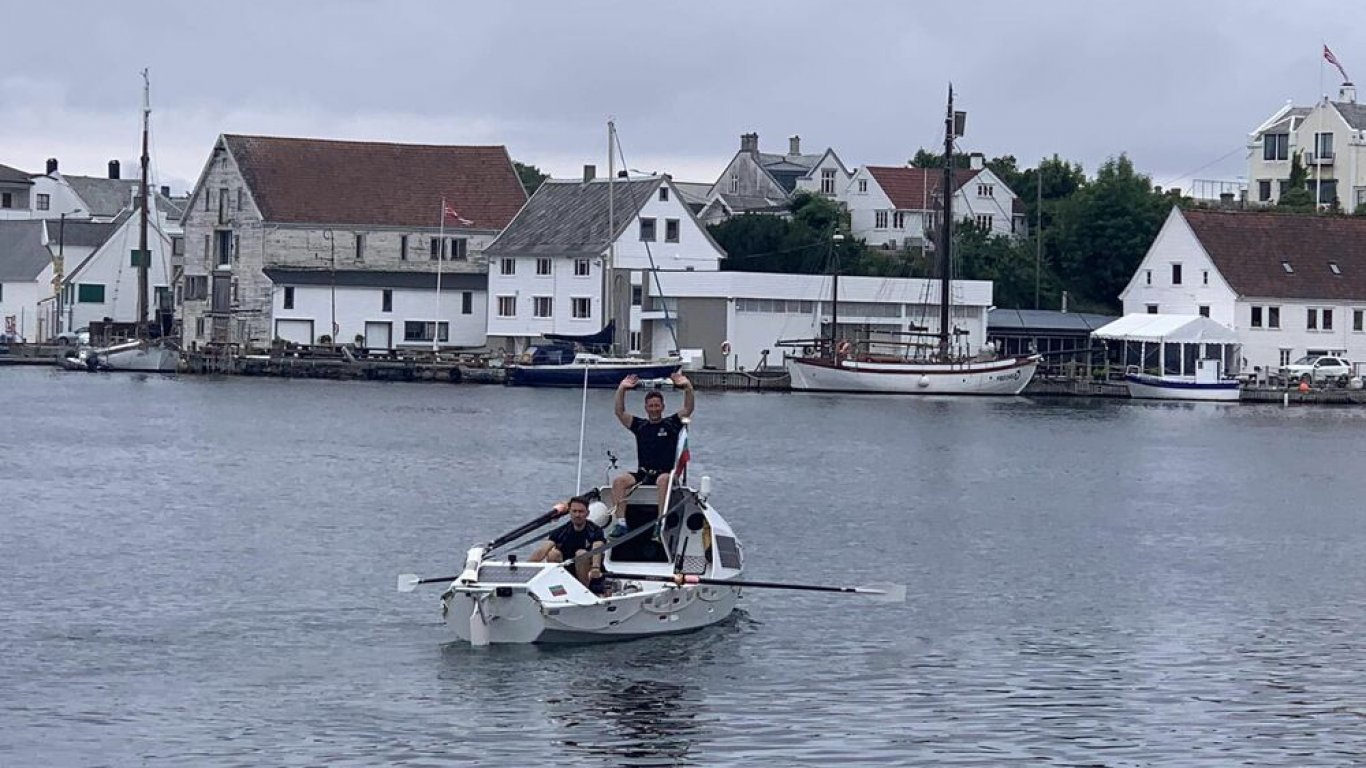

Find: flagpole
<box><xmin>435</xmin><ymin>198</ymin><xmax>444</xmax><ymax>353</ymax></box>
<box><xmin>1318</xmin><ymin>43</ymin><xmax>1325</xmax><ymax>210</ymax></box>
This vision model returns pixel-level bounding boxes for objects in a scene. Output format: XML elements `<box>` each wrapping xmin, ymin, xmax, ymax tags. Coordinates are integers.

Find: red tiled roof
<box><xmin>866</xmin><ymin>166</ymin><xmax>981</xmax><ymax>210</ymax></box>
<box><xmin>1184</xmin><ymin>208</ymin><xmax>1366</xmax><ymax>301</ymax></box>
<box><xmin>223</xmin><ymin>135</ymin><xmax>526</xmax><ymax>229</ymax></box>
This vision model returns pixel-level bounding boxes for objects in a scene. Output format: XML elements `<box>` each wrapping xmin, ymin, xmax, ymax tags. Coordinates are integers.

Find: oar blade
<box><xmin>396</xmin><ymin>573</ymin><xmax>421</xmax><ymax>593</ymax></box>
<box><xmin>860</xmin><ymin>583</ymin><xmax>907</xmax><ymax>603</ymax></box>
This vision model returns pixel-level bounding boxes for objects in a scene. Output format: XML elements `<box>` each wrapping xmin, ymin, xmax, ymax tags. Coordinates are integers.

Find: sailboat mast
<box><xmin>137</xmin><ymin>68</ymin><xmax>151</xmax><ymax>328</ymax></box>
<box><xmin>606</xmin><ymin>119</ymin><xmax>615</xmax><ymax>355</ymax></box>
<box><xmin>938</xmin><ymin>86</ymin><xmax>954</xmax><ymax>358</ymax></box>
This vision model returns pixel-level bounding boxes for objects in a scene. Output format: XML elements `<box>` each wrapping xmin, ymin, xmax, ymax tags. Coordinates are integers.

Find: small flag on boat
<box><xmin>548</xmin><ymin>584</ymin><xmax>567</xmax><ymax>597</ymax></box>
<box><xmin>442</xmin><ymin>200</ymin><xmax>473</xmax><ymax>226</ymax></box>
<box><xmin>1325</xmin><ymin>44</ymin><xmax>1350</xmax><ymax>82</ymax></box>
<box><xmin>673</xmin><ymin>425</ymin><xmax>690</xmax><ymax>480</ymax></box>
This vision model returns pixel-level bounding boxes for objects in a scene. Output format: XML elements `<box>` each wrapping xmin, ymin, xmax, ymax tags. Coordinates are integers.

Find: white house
<box><xmin>483</xmin><ymin>170</ymin><xmax>725</xmax><ymax>355</ymax></box>
<box><xmin>0</xmin><ymin>221</ymin><xmax>55</xmax><ymax>341</ymax></box>
<box><xmin>1246</xmin><ymin>82</ymin><xmax>1366</xmax><ymax>209</ymax></box>
<box><xmin>1121</xmin><ymin>206</ymin><xmax>1366</xmax><ymax>372</ymax></box>
<box><xmin>698</xmin><ymin>134</ymin><xmax>852</xmax><ymax>225</ymax></box>
<box><xmin>58</xmin><ymin>196</ymin><xmax>179</xmax><ymax>334</ymax></box>
<box><xmin>647</xmin><ymin>270</ymin><xmax>995</xmax><ymax>371</ymax></box>
<box><xmin>846</xmin><ymin>155</ymin><xmax>1025</xmax><ymax>250</ymax></box>
<box><xmin>178</xmin><ymin>134</ymin><xmax>527</xmax><ymax>349</ymax></box>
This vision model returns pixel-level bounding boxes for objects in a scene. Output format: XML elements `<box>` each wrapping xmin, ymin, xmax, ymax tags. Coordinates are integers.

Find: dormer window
<box><xmin>1282</xmin><ymin>261</ymin><xmax>1294</xmax><ymax>273</ymax></box>
<box><xmin>1330</xmin><ymin>262</ymin><xmax>1342</xmax><ymax>275</ymax></box>
<box><xmin>858</xmin><ymin>179</ymin><xmax>868</xmax><ymax>193</ymax></box>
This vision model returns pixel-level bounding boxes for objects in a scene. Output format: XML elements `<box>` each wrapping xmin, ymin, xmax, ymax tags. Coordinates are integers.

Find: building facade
<box><xmin>847</xmin><ymin>156</ymin><xmax>1025</xmax><ymax>250</ymax></box>
<box><xmin>1247</xmin><ymin>83</ymin><xmax>1366</xmax><ymax>209</ymax></box>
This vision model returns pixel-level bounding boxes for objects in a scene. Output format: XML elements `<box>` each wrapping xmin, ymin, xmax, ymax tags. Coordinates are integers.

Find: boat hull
<box><xmin>788</xmin><ymin>354</ymin><xmax>1040</xmax><ymax>395</ymax></box>
<box><xmin>507</xmin><ymin>361</ymin><xmax>681</xmax><ymax>388</ymax></box>
<box><xmin>97</xmin><ymin>341</ymin><xmax>178</xmax><ymax>373</ymax></box>
<box><xmin>1124</xmin><ymin>373</ymin><xmax>1240</xmax><ymax>401</ymax></box>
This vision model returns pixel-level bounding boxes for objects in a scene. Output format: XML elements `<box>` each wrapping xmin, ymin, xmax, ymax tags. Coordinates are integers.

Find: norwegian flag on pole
<box><xmin>672</xmin><ymin>425</ymin><xmax>690</xmax><ymax>482</ymax></box>
<box><xmin>1325</xmin><ymin>44</ymin><xmax>1350</xmax><ymax>82</ymax></box>
<box><xmin>442</xmin><ymin>200</ymin><xmax>473</xmax><ymax>226</ymax></box>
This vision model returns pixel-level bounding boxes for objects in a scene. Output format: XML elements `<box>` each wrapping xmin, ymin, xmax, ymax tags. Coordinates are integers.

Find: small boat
<box><xmin>1093</xmin><ymin>314</ymin><xmax>1242</xmax><ymax>402</ymax></box>
<box><xmin>92</xmin><ymin>338</ymin><xmax>180</xmax><ymax>373</ymax></box>
<box><xmin>506</xmin><ymin>321</ymin><xmax>680</xmax><ymax>388</ymax></box>
<box><xmin>1124</xmin><ymin>362</ymin><xmax>1241</xmax><ymax>402</ymax></box>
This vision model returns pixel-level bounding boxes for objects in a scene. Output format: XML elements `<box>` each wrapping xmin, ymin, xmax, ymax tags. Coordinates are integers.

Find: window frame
<box><xmin>535</xmin><ymin>257</ymin><xmax>552</xmax><ymax>276</ymax></box>
<box><xmin>496</xmin><ymin>295</ymin><xmax>516</xmax><ymax>318</ymax></box>
<box><xmin>571</xmin><ymin>297</ymin><xmax>592</xmax><ymax>319</ymax></box>
<box><xmin>500</xmin><ymin>257</ymin><xmax>516</xmax><ymax>276</ymax></box>
<box><xmin>283</xmin><ymin>286</ymin><xmax>295</xmax><ymax>310</ymax></box>
<box><xmin>533</xmin><ymin>295</ymin><xmax>553</xmax><ymax>318</ymax></box>
<box><xmin>664</xmin><ymin>219</ymin><xmax>680</xmax><ymax>243</ymax></box>
<box><xmin>639</xmin><ymin>217</ymin><xmax>657</xmax><ymax>242</ymax></box>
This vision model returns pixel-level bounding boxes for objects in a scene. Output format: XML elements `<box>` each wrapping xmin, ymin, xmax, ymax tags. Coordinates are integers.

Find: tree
<box><xmin>513</xmin><ymin>161</ymin><xmax>548</xmax><ymax>197</ymax></box>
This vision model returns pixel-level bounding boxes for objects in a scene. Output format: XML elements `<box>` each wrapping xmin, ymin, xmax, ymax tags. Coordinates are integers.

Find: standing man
<box><xmin>609</xmin><ymin>371</ymin><xmax>694</xmax><ymax>537</ymax></box>
<box><xmin>529</xmin><ymin>496</ymin><xmax>606</xmax><ymax>591</ymax></box>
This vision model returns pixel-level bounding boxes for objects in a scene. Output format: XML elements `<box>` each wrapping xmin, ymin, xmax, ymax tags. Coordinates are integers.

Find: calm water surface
<box><xmin>3</xmin><ymin>367</ymin><xmax>1366</xmax><ymax>766</ymax></box>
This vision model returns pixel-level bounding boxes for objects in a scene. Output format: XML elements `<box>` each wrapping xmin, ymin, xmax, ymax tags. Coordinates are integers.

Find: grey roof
<box><xmin>1333</xmin><ymin>101</ymin><xmax>1366</xmax><ymax>130</ymax></box>
<box><xmin>717</xmin><ymin>192</ymin><xmax>789</xmax><ymax>212</ymax></box>
<box><xmin>484</xmin><ymin>177</ymin><xmax>660</xmax><ymax>257</ymax></box>
<box><xmin>263</xmin><ymin>268</ymin><xmax>485</xmax><ymax>291</ymax></box>
<box><xmin>757</xmin><ymin>152</ymin><xmax>822</xmax><ymax>171</ymax></box>
<box><xmin>671</xmin><ymin>181</ymin><xmax>712</xmax><ymax>206</ymax></box>
<box><xmin>988</xmin><ymin>308</ymin><xmax>1117</xmax><ymax>334</ymax></box>
<box><xmin>0</xmin><ymin>220</ymin><xmax>52</xmax><ymax>281</ymax></box>
<box><xmin>54</xmin><ymin>219</ymin><xmax>119</xmax><ymax>249</ymax></box>
<box><xmin>63</xmin><ymin>175</ymin><xmax>140</xmax><ymax>218</ymax></box>
<box><xmin>0</xmin><ymin>163</ymin><xmax>33</xmax><ymax>185</ymax></box>
<box><xmin>1261</xmin><ymin>107</ymin><xmax>1311</xmax><ymax>135</ymax></box>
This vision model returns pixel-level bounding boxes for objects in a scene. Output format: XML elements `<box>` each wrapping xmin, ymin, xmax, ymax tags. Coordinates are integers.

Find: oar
<box><xmin>396</xmin><ymin>573</ymin><xmax>461</xmax><ymax>593</ymax></box>
<box><xmin>605</xmin><ymin>572</ymin><xmax>907</xmax><ymax>602</ymax></box>
<box><xmin>485</xmin><ymin>504</ymin><xmax>570</xmax><ymax>553</ymax></box>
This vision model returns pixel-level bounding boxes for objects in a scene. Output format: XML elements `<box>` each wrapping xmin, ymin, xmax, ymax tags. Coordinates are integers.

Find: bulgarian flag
<box><xmin>673</xmin><ymin>425</ymin><xmax>690</xmax><ymax>482</ymax></box>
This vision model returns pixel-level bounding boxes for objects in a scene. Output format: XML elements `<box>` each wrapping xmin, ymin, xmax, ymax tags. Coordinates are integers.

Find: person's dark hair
<box><xmin>644</xmin><ymin>390</ymin><xmax>665</xmax><ymax>404</ymax></box>
<box><xmin>568</xmin><ymin>495</ymin><xmax>591</xmax><ymax>510</ymax></box>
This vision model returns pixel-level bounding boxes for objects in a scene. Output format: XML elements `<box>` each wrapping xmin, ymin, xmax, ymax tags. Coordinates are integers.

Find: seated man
<box><xmin>528</xmin><ymin>496</ymin><xmax>605</xmax><ymax>591</ymax></box>
<box><xmin>610</xmin><ymin>371</ymin><xmax>694</xmax><ymax>537</ymax></box>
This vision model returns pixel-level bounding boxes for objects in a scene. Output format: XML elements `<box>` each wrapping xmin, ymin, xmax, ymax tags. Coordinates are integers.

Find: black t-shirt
<box><xmin>548</xmin><ymin>520</ymin><xmax>605</xmax><ymax>556</ymax></box>
<box><xmin>630</xmin><ymin>413</ymin><xmax>684</xmax><ymax>472</ymax></box>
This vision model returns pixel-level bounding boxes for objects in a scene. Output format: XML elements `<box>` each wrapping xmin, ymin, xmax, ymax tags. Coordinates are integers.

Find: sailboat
<box><xmin>786</xmin><ymin>88</ymin><xmax>1039</xmax><ymax>395</ymax></box>
<box><xmin>89</xmin><ymin>70</ymin><xmax>178</xmax><ymax>373</ymax></box>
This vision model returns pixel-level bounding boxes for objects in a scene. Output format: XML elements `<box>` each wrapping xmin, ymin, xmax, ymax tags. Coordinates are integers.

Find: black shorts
<box><xmin>631</xmin><ymin>469</ymin><xmax>668</xmax><ymax>485</ymax></box>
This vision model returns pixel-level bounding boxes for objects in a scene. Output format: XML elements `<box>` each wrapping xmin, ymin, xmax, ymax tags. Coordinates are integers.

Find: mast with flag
<box><xmin>435</xmin><ymin>199</ymin><xmax>471</xmax><ymax>351</ymax></box>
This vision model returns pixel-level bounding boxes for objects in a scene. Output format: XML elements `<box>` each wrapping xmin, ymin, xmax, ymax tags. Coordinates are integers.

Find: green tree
<box><xmin>513</xmin><ymin>161</ymin><xmax>548</xmax><ymax>197</ymax></box>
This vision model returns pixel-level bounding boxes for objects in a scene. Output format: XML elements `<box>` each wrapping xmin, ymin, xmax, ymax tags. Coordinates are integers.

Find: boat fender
<box><xmin>720</xmin><ymin>340</ymin><xmax>732</xmax><ymax>356</ymax></box>
<box><xmin>917</xmin><ymin>375</ymin><xmax>930</xmax><ymax>388</ymax></box>
<box><xmin>587</xmin><ymin>500</ymin><xmax>612</xmax><ymax>527</ymax></box>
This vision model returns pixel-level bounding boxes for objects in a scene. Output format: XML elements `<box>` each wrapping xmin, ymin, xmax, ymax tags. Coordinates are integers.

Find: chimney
<box><xmin>1061</xmin><ymin>290</ymin><xmax>1070</xmax><ymax>313</ymax></box>
<box><xmin>108</xmin><ymin>160</ymin><xmax>120</xmax><ymax>179</ymax></box>
<box><xmin>46</xmin><ymin>158</ymin><xmax>58</xmax><ymax>175</ymax></box>
<box><xmin>788</xmin><ymin>135</ymin><xmax>801</xmax><ymax>155</ymax></box>
<box><xmin>160</xmin><ymin>185</ymin><xmax>171</xmax><ymax>197</ymax></box>
<box><xmin>583</xmin><ymin>164</ymin><xmax>596</xmax><ymax>183</ymax></box>
<box><xmin>740</xmin><ymin>132</ymin><xmax>759</xmax><ymax>153</ymax></box>
<box><xmin>968</xmin><ymin>152</ymin><xmax>985</xmax><ymax>171</ymax></box>
<box><xmin>1341</xmin><ymin>82</ymin><xmax>1357</xmax><ymax>103</ymax></box>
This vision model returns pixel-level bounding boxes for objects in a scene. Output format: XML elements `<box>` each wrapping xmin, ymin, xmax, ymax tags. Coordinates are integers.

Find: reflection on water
<box><xmin>550</xmin><ymin>676</ymin><xmax>702</xmax><ymax>766</ymax></box>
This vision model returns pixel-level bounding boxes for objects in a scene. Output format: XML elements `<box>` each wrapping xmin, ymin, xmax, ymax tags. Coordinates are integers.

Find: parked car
<box><xmin>55</xmin><ymin>326</ymin><xmax>90</xmax><ymax>346</ymax></box>
<box><xmin>1279</xmin><ymin>355</ymin><xmax>1351</xmax><ymax>385</ymax></box>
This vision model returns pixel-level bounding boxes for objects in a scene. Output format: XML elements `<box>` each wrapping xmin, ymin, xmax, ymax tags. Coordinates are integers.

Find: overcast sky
<box><xmin>3</xmin><ymin>1</ymin><xmax>1362</xmax><ymax>199</ymax></box>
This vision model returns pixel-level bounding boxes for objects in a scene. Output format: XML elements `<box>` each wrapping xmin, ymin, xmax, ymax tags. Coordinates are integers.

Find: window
<box><xmin>185</xmin><ymin>275</ymin><xmax>208</xmax><ymax>300</ymax></box>
<box><xmin>215</xmin><ymin>231</ymin><xmax>232</xmax><ymax>268</ymax></box>
<box><xmin>1323</xmin><ymin>309</ymin><xmax>1334</xmax><ymax>330</ymax></box>
<box><xmin>236</xmin><ymin>188</ymin><xmax>243</xmax><ymax>210</ymax></box>
<box><xmin>665</xmin><ymin>219</ymin><xmax>680</xmax><ymax>243</ymax></box>
<box><xmin>533</xmin><ymin>296</ymin><xmax>553</xmax><ymax>318</ymax></box>
<box><xmin>892</xmin><ymin>212</ymin><xmax>906</xmax><ymax>229</ymax></box>
<box><xmin>821</xmin><ymin>168</ymin><xmax>836</xmax><ymax>195</ymax></box>
<box><xmin>0</xmin><ymin>192</ymin><xmax>11</xmax><ymax>208</ymax></box>
<box><xmin>858</xmin><ymin>179</ymin><xmax>868</xmax><ymax>193</ymax></box>
<box><xmin>632</xmin><ymin>284</ymin><xmax>643</xmax><ymax>306</ymax></box>
<box><xmin>195</xmin><ymin>317</ymin><xmax>205</xmax><ymax>338</ymax></box>
<box><xmin>400</xmin><ymin>235</ymin><xmax>409</xmax><ymax>261</ymax></box>
<box><xmin>78</xmin><ymin>284</ymin><xmax>106</xmax><ymax>303</ymax></box>
<box><xmin>354</xmin><ymin>233</ymin><xmax>365</xmax><ymax>261</ymax></box>
<box><xmin>629</xmin><ymin>331</ymin><xmax>642</xmax><ymax>352</ymax></box>
<box><xmin>1307</xmin><ymin>308</ymin><xmax>1318</xmax><ymax>330</ymax></box>
<box><xmin>975</xmin><ymin>214</ymin><xmax>993</xmax><ymax>229</ymax></box>
<box><xmin>729</xmin><ymin>172</ymin><xmax>738</xmax><ymax>194</ymax></box>
<box><xmin>1251</xmin><ymin>306</ymin><xmax>1263</xmax><ymax>328</ymax></box>
<box><xmin>283</xmin><ymin>286</ymin><xmax>295</xmax><ymax>309</ymax></box>
<box><xmin>571</xmin><ymin>297</ymin><xmax>591</xmax><ymax>319</ymax></box>
<box><xmin>1281</xmin><ymin>261</ymin><xmax>1293</xmax><ymax>273</ymax></box>
<box><xmin>430</xmin><ymin>237</ymin><xmax>468</xmax><ymax>261</ymax></box>
<box><xmin>1258</xmin><ymin>180</ymin><xmax>1272</xmax><ymax>201</ymax></box>
<box><xmin>1198</xmin><ymin>305</ymin><xmax>1210</xmax><ymax>317</ymax></box>
<box><xmin>875</xmin><ymin>210</ymin><xmax>889</xmax><ymax>228</ymax></box>
<box><xmin>496</xmin><ymin>296</ymin><xmax>516</xmax><ymax>317</ymax></box>
<box><xmin>403</xmin><ymin>321</ymin><xmax>448</xmax><ymax>342</ymax></box>
<box><xmin>500</xmin><ymin>257</ymin><xmax>516</xmax><ymax>276</ymax></box>
<box><xmin>1171</xmin><ymin>264</ymin><xmax>1182</xmax><ymax>285</ymax></box>
<box><xmin>382</xmin><ymin>289</ymin><xmax>392</xmax><ymax>313</ymax></box>
<box><xmin>0</xmin><ymin>283</ymin><xmax>3</xmax><ymax>301</ymax></box>
<box><xmin>1146</xmin><ymin>304</ymin><xmax>1158</xmax><ymax>314</ymax></box>
<box><xmin>574</xmin><ymin>258</ymin><xmax>591</xmax><ymax>276</ymax></box>
<box><xmin>1329</xmin><ymin>261</ymin><xmax>1341</xmax><ymax>275</ymax></box>
<box><xmin>977</xmin><ymin>183</ymin><xmax>994</xmax><ymax>197</ymax></box>
<box><xmin>37</xmin><ymin>193</ymin><xmax>50</xmax><ymax>211</ymax></box>
<box><xmin>1355</xmin><ymin>309</ymin><xmax>1364</xmax><ymax>332</ymax></box>
<box><xmin>639</xmin><ymin>217</ymin><xmax>657</xmax><ymax>241</ymax></box>
<box><xmin>536</xmin><ymin>257</ymin><xmax>552</xmax><ymax>276</ymax></box>
<box><xmin>461</xmin><ymin>292</ymin><xmax>473</xmax><ymax>315</ymax></box>
<box><xmin>172</xmin><ymin>236</ymin><xmax>184</xmax><ymax>257</ymax></box>
<box><xmin>1202</xmin><ymin>270</ymin><xmax>1209</xmax><ymax>285</ymax></box>
<box><xmin>1280</xmin><ymin>349</ymin><xmax>1292</xmax><ymax>366</ymax></box>
<box><xmin>659</xmin><ymin>187</ymin><xmax>669</xmax><ymax>202</ymax></box>
<box><xmin>1263</xmin><ymin>132</ymin><xmax>1288</xmax><ymax>161</ymax></box>
<box><xmin>1315</xmin><ymin>131</ymin><xmax>1334</xmax><ymax>160</ymax></box>
<box><xmin>218</xmin><ymin>187</ymin><xmax>228</xmax><ymax>222</ymax></box>
<box><xmin>1268</xmin><ymin>306</ymin><xmax>1280</xmax><ymax>328</ymax></box>
<box><xmin>1145</xmin><ymin>270</ymin><xmax>1152</xmax><ymax>285</ymax></box>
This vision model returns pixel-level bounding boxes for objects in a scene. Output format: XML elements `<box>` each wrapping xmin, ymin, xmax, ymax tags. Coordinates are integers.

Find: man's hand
<box><xmin>620</xmin><ymin>374</ymin><xmax>640</xmax><ymax>389</ymax></box>
<box><xmin>551</xmin><ymin>502</ymin><xmax>568</xmax><ymax>517</ymax></box>
<box><xmin>588</xmin><ymin>567</ymin><xmax>602</xmax><ymax>579</ymax></box>
<box><xmin>670</xmin><ymin>371</ymin><xmax>692</xmax><ymax>389</ymax></box>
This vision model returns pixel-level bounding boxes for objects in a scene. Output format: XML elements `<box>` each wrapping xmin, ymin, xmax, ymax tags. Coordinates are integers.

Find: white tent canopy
<box><xmin>1091</xmin><ymin>314</ymin><xmax>1239</xmax><ymax>345</ymax></box>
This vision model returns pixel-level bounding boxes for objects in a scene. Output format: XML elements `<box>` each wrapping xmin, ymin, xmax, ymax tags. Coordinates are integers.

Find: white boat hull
<box><xmin>1124</xmin><ymin>373</ymin><xmax>1240</xmax><ymax>401</ymax></box>
<box><xmin>96</xmin><ymin>341</ymin><xmax>178</xmax><ymax>372</ymax></box>
<box><xmin>788</xmin><ymin>355</ymin><xmax>1040</xmax><ymax>395</ymax></box>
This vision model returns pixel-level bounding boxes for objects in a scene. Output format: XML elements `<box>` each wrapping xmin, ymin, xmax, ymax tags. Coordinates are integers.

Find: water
<box><xmin>4</xmin><ymin>367</ymin><xmax>1366</xmax><ymax>766</ymax></box>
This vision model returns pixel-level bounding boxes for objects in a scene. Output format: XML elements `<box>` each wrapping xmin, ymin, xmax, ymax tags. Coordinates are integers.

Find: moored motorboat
<box><xmin>507</xmin><ymin>352</ymin><xmax>682</xmax><ymax>388</ymax></box>
<box><xmin>1123</xmin><ymin>363</ymin><xmax>1241</xmax><ymax>402</ymax></box>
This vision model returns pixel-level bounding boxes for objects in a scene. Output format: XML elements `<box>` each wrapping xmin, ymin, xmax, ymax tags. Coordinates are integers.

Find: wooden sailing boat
<box><xmin>787</xmin><ymin>87</ymin><xmax>1039</xmax><ymax>395</ymax></box>
<box><xmin>92</xmin><ymin>70</ymin><xmax>178</xmax><ymax>373</ymax></box>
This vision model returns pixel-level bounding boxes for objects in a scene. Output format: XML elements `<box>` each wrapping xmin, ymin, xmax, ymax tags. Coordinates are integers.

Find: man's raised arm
<box><xmin>615</xmin><ymin>375</ymin><xmax>637</xmax><ymax>428</ymax></box>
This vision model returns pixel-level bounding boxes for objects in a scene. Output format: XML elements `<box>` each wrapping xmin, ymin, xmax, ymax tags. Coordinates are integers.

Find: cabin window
<box><xmin>283</xmin><ymin>286</ymin><xmax>294</xmax><ymax>309</ymax></box>
<box><xmin>571</xmin><ymin>297</ymin><xmax>591</xmax><ymax>319</ymax></box>
<box><xmin>821</xmin><ymin>168</ymin><xmax>836</xmax><ymax>194</ymax></box>
<box><xmin>382</xmin><ymin>289</ymin><xmax>392</xmax><ymax>313</ymax></box>
<box><xmin>1171</xmin><ymin>264</ymin><xmax>1182</xmax><ymax>285</ymax></box>
<box><xmin>500</xmin><ymin>257</ymin><xmax>516</xmax><ymax>276</ymax></box>
<box><xmin>536</xmin><ymin>257</ymin><xmax>552</xmax><ymax>275</ymax></box>
<box><xmin>400</xmin><ymin>235</ymin><xmax>409</xmax><ymax>261</ymax></box>
<box><xmin>659</xmin><ymin>187</ymin><xmax>669</xmax><ymax>202</ymax></box>
<box><xmin>78</xmin><ymin>284</ymin><xmax>105</xmax><ymax>303</ymax></box>
<box><xmin>639</xmin><ymin>217</ymin><xmax>657</xmax><ymax>242</ymax></box>
<box><xmin>461</xmin><ymin>292</ymin><xmax>473</xmax><ymax>315</ymax></box>
<box><xmin>1268</xmin><ymin>306</ymin><xmax>1280</xmax><ymax>328</ymax></box>
<box><xmin>37</xmin><ymin>193</ymin><xmax>50</xmax><ymax>211</ymax></box>
<box><xmin>574</xmin><ymin>258</ymin><xmax>591</xmax><ymax>276</ymax></box>
<box><xmin>1198</xmin><ymin>305</ymin><xmax>1210</xmax><ymax>317</ymax></box>
<box><xmin>665</xmin><ymin>219</ymin><xmax>680</xmax><ymax>243</ymax></box>
<box><xmin>496</xmin><ymin>296</ymin><xmax>516</xmax><ymax>318</ymax></box>
<box><xmin>533</xmin><ymin>296</ymin><xmax>553</xmax><ymax>318</ymax></box>
<box><xmin>1251</xmin><ymin>306</ymin><xmax>1263</xmax><ymax>327</ymax></box>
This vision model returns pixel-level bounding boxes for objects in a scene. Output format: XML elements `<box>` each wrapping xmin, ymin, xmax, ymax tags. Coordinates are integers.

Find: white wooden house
<box><xmin>698</xmin><ymin>134</ymin><xmax>852</xmax><ymax>225</ymax></box>
<box><xmin>1247</xmin><ymin>83</ymin><xmax>1366</xmax><ymax>209</ymax></box>
<box><xmin>846</xmin><ymin>155</ymin><xmax>1025</xmax><ymax>250</ymax></box>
